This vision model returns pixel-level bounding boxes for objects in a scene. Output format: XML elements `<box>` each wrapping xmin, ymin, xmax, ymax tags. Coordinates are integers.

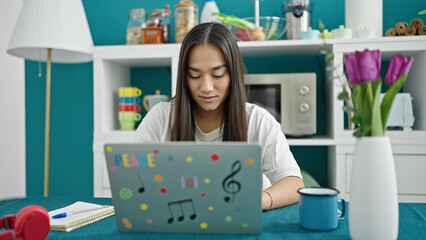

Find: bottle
<box><xmin>126</xmin><ymin>8</ymin><xmax>146</xmax><ymax>45</ymax></box>
<box><xmin>200</xmin><ymin>0</ymin><xmax>220</xmax><ymax>23</ymax></box>
<box><xmin>151</xmin><ymin>5</ymin><xmax>171</xmax><ymax>43</ymax></box>
<box><xmin>175</xmin><ymin>0</ymin><xmax>198</xmax><ymax>43</ymax></box>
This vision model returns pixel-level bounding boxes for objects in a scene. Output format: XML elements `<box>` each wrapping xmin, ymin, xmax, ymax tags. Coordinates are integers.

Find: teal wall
<box><xmin>25</xmin><ymin>0</ymin><xmax>424</xmax><ymax>196</ymax></box>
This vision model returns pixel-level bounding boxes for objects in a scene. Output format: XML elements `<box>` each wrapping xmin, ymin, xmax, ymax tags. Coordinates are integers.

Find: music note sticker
<box><xmin>136</xmin><ymin>172</ymin><xmax>145</xmax><ymax>193</ymax></box>
<box><xmin>167</xmin><ymin>199</ymin><xmax>197</xmax><ymax>224</ymax></box>
<box><xmin>222</xmin><ymin>160</ymin><xmax>242</xmax><ymax>202</ymax></box>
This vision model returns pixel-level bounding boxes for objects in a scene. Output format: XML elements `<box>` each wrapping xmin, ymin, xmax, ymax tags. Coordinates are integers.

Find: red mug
<box><xmin>119</xmin><ymin>104</ymin><xmax>142</xmax><ymax>112</ymax></box>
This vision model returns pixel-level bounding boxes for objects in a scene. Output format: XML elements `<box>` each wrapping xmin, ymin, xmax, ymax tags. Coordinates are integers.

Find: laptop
<box><xmin>104</xmin><ymin>142</ymin><xmax>262</xmax><ymax>234</ymax></box>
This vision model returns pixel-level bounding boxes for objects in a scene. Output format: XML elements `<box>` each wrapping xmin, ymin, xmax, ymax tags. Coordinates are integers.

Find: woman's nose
<box><xmin>200</xmin><ymin>76</ymin><xmax>214</xmax><ymax>92</ymax></box>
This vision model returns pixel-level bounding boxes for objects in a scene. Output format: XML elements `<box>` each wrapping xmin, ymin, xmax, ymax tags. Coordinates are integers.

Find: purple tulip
<box><xmin>385</xmin><ymin>55</ymin><xmax>414</xmax><ymax>85</ymax></box>
<box><xmin>344</xmin><ymin>53</ymin><xmax>362</xmax><ymax>85</ymax></box>
<box><xmin>344</xmin><ymin>50</ymin><xmax>381</xmax><ymax>86</ymax></box>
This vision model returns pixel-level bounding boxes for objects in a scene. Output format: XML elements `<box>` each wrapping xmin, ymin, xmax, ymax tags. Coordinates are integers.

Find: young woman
<box><xmin>136</xmin><ymin>22</ymin><xmax>304</xmax><ymax>210</ymax></box>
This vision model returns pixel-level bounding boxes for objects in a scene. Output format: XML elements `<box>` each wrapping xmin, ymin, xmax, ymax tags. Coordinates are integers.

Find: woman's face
<box><xmin>186</xmin><ymin>43</ymin><xmax>231</xmax><ymax>116</ymax></box>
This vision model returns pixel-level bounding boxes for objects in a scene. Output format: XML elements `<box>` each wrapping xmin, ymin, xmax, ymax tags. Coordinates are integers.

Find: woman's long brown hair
<box><xmin>171</xmin><ymin>22</ymin><xmax>247</xmax><ymax>141</ymax></box>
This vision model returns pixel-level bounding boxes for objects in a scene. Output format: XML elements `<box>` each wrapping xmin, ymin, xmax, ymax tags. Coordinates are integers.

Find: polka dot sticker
<box><xmin>119</xmin><ymin>187</ymin><xmax>133</xmax><ymax>200</ymax></box>
<box><xmin>160</xmin><ymin>187</ymin><xmax>167</xmax><ymax>194</ymax></box>
<box><xmin>186</xmin><ymin>156</ymin><xmax>193</xmax><ymax>163</ymax></box>
<box><xmin>204</xmin><ymin>178</ymin><xmax>211</xmax><ymax>184</ymax></box>
<box><xmin>235</xmin><ymin>207</ymin><xmax>241</xmax><ymax>212</ymax></box>
<box><xmin>208</xmin><ymin>206</ymin><xmax>214</xmax><ymax>211</ymax></box>
<box><xmin>246</xmin><ymin>158</ymin><xmax>254</xmax><ymax>166</ymax></box>
<box><xmin>154</xmin><ymin>174</ymin><xmax>163</xmax><ymax>183</ymax></box>
<box><xmin>225</xmin><ymin>216</ymin><xmax>232</xmax><ymax>222</ymax></box>
<box><xmin>153</xmin><ymin>149</ymin><xmax>159</xmax><ymax>154</ymax></box>
<box><xmin>106</xmin><ymin>146</ymin><xmax>113</xmax><ymax>152</ymax></box>
<box><xmin>242</xmin><ymin>223</ymin><xmax>248</xmax><ymax>228</ymax></box>
<box><xmin>211</xmin><ymin>154</ymin><xmax>219</xmax><ymax>161</ymax></box>
<box><xmin>140</xmin><ymin>203</ymin><xmax>148</xmax><ymax>211</ymax></box>
<box><xmin>167</xmin><ymin>156</ymin><xmax>173</xmax><ymax>162</ymax></box>
<box><xmin>200</xmin><ymin>222</ymin><xmax>208</xmax><ymax>229</ymax></box>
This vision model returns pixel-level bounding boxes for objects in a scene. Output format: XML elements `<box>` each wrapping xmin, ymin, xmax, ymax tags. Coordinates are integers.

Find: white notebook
<box><xmin>48</xmin><ymin>201</ymin><xmax>115</xmax><ymax>232</ymax></box>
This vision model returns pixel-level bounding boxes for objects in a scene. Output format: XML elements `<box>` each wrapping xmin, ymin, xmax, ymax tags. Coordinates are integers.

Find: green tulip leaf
<box><xmin>381</xmin><ymin>73</ymin><xmax>408</xmax><ymax>132</ymax></box>
<box><xmin>351</xmin><ymin>115</ymin><xmax>362</xmax><ymax>125</ymax></box>
<box><xmin>371</xmin><ymin>79</ymin><xmax>383</xmax><ymax>136</ymax></box>
<box><xmin>361</xmin><ymin>83</ymin><xmax>373</xmax><ymax>136</ymax></box>
<box><xmin>353</xmin><ymin>129</ymin><xmax>363</xmax><ymax>138</ymax></box>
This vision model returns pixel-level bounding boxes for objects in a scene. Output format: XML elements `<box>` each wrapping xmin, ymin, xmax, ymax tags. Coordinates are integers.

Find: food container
<box><xmin>174</xmin><ymin>0</ymin><xmax>198</xmax><ymax>43</ymax></box>
<box><xmin>143</xmin><ymin>27</ymin><xmax>164</xmax><ymax>44</ymax></box>
<box><xmin>126</xmin><ymin>8</ymin><xmax>146</xmax><ymax>45</ymax></box>
<box><xmin>151</xmin><ymin>5</ymin><xmax>171</xmax><ymax>43</ymax></box>
<box><xmin>332</xmin><ymin>25</ymin><xmax>352</xmax><ymax>39</ymax></box>
<box><xmin>320</xmin><ymin>29</ymin><xmax>332</xmax><ymax>39</ymax></box>
<box><xmin>300</xmin><ymin>27</ymin><xmax>319</xmax><ymax>40</ymax></box>
<box><xmin>226</xmin><ymin>16</ymin><xmax>286</xmax><ymax>41</ymax></box>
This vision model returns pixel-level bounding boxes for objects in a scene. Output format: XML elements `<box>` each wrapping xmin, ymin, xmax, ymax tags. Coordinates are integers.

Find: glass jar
<box><xmin>174</xmin><ymin>0</ymin><xmax>198</xmax><ymax>43</ymax></box>
<box><xmin>126</xmin><ymin>8</ymin><xmax>146</xmax><ymax>45</ymax></box>
<box><xmin>151</xmin><ymin>5</ymin><xmax>171</xmax><ymax>43</ymax></box>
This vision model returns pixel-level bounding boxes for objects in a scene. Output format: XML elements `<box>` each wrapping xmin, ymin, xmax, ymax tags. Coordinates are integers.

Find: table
<box><xmin>0</xmin><ymin>197</ymin><xmax>425</xmax><ymax>239</ymax></box>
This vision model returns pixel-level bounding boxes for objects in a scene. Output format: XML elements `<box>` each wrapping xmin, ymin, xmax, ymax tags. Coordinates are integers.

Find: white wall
<box><xmin>0</xmin><ymin>0</ymin><xmax>26</xmax><ymax>200</ymax></box>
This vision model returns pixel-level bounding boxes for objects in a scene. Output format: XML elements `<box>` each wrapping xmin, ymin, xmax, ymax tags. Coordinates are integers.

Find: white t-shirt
<box><xmin>135</xmin><ymin>101</ymin><xmax>302</xmax><ymax>189</ymax></box>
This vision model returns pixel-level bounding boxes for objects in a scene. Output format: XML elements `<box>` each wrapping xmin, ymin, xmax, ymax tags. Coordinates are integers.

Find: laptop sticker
<box><xmin>105</xmin><ymin>143</ymin><xmax>262</xmax><ymax>234</ymax></box>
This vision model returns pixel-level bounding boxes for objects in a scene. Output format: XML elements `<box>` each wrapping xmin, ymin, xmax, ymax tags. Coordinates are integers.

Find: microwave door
<box><xmin>245</xmin><ymin>84</ymin><xmax>281</xmax><ymax>123</ymax></box>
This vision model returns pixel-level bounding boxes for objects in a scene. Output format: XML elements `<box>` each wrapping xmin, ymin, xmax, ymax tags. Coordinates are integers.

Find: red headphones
<box><xmin>0</xmin><ymin>205</ymin><xmax>50</xmax><ymax>240</ymax></box>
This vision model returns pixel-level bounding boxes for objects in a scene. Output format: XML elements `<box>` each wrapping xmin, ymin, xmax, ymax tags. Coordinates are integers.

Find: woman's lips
<box><xmin>200</xmin><ymin>96</ymin><xmax>216</xmax><ymax>103</ymax></box>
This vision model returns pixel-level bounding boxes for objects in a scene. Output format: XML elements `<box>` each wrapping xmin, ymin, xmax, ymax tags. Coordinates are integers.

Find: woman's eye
<box><xmin>189</xmin><ymin>74</ymin><xmax>201</xmax><ymax>79</ymax></box>
<box><xmin>213</xmin><ymin>74</ymin><xmax>225</xmax><ymax>78</ymax></box>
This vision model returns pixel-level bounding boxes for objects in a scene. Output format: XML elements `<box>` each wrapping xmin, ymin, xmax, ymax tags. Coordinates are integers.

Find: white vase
<box><xmin>349</xmin><ymin>136</ymin><xmax>398</xmax><ymax>240</ymax></box>
<box><xmin>345</xmin><ymin>0</ymin><xmax>383</xmax><ymax>37</ymax></box>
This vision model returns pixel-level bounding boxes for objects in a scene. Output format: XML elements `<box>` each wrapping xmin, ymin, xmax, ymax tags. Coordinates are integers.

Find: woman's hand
<box><xmin>262</xmin><ymin>176</ymin><xmax>304</xmax><ymax>210</ymax></box>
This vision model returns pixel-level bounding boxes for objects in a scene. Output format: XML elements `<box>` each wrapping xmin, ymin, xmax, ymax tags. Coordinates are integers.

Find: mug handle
<box><xmin>142</xmin><ymin>96</ymin><xmax>149</xmax><ymax>112</ymax></box>
<box><xmin>338</xmin><ymin>196</ymin><xmax>346</xmax><ymax>220</ymax></box>
<box><xmin>135</xmin><ymin>113</ymin><xmax>142</xmax><ymax>121</ymax></box>
<box><xmin>134</xmin><ymin>88</ymin><xmax>142</xmax><ymax>97</ymax></box>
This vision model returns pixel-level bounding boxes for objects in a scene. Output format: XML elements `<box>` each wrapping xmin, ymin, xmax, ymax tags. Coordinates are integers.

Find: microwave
<box><xmin>244</xmin><ymin>73</ymin><xmax>316</xmax><ymax>136</ymax></box>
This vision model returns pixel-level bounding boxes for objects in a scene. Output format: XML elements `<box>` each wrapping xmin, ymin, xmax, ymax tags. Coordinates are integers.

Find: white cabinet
<box><xmin>326</xmin><ymin>37</ymin><xmax>426</xmax><ymax>202</ymax></box>
<box><xmin>93</xmin><ymin>36</ymin><xmax>426</xmax><ymax>201</ymax></box>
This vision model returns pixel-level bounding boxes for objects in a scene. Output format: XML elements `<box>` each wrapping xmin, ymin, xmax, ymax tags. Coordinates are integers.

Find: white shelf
<box><xmin>287</xmin><ymin>136</ymin><xmax>335</xmax><ymax>146</ymax></box>
<box><xmin>93</xmin><ymin>44</ymin><xmax>180</xmax><ymax>67</ymax></box>
<box><xmin>93</xmin><ymin>37</ymin><xmax>426</xmax><ymax>200</ymax></box>
<box><xmin>336</xmin><ymin>130</ymin><xmax>426</xmax><ymax>145</ymax></box>
<box><xmin>92</xmin><ymin>130</ymin><xmax>335</xmax><ymax>147</ymax></box>
<box><xmin>92</xmin><ymin>36</ymin><xmax>426</xmax><ymax>67</ymax></box>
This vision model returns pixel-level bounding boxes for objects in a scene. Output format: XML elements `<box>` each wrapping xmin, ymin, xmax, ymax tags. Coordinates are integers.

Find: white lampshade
<box><xmin>7</xmin><ymin>0</ymin><xmax>93</xmax><ymax>63</ymax></box>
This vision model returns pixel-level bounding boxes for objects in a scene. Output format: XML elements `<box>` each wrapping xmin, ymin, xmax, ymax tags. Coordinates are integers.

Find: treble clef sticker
<box><xmin>222</xmin><ymin>160</ymin><xmax>242</xmax><ymax>202</ymax></box>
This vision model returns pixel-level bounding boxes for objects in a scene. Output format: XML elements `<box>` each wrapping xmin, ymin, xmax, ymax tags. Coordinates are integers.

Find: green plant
<box><xmin>340</xmin><ymin>50</ymin><xmax>413</xmax><ymax>137</ymax></box>
<box><xmin>319</xmin><ymin>20</ymin><xmax>355</xmax><ymax>129</ymax></box>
